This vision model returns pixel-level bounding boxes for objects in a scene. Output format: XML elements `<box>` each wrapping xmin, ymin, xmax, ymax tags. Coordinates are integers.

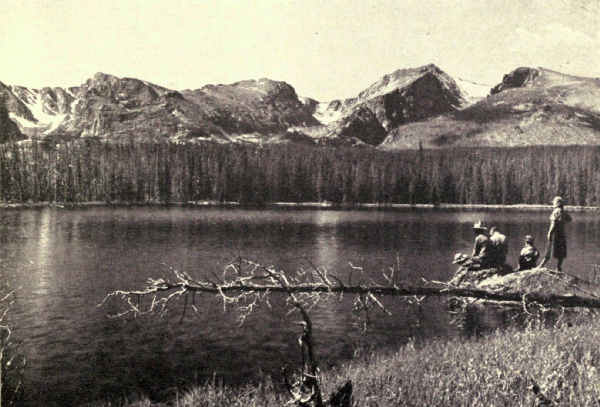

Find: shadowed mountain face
<box><xmin>0</xmin><ymin>93</ymin><xmax>24</xmax><ymax>143</ymax></box>
<box><xmin>311</xmin><ymin>64</ymin><xmax>469</xmax><ymax>145</ymax></box>
<box><xmin>1</xmin><ymin>65</ymin><xmax>600</xmax><ymax>148</ymax></box>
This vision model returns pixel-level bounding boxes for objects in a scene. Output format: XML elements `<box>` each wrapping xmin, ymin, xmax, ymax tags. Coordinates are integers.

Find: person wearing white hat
<box><xmin>539</xmin><ymin>196</ymin><xmax>572</xmax><ymax>271</ymax></box>
<box><xmin>471</xmin><ymin>221</ymin><xmax>493</xmax><ymax>268</ymax></box>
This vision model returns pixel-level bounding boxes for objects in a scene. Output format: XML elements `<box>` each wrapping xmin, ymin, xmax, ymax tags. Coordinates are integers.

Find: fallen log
<box><xmin>101</xmin><ymin>266</ymin><xmax>600</xmax><ymax>311</ymax></box>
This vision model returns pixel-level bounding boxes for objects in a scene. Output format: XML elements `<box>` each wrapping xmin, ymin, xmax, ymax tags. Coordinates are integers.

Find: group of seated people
<box><xmin>459</xmin><ymin>221</ymin><xmax>539</xmax><ymax>272</ymax></box>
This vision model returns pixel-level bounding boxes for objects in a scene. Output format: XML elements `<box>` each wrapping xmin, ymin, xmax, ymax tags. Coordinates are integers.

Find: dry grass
<box><xmin>326</xmin><ymin>318</ymin><xmax>600</xmax><ymax>406</ymax></box>
<box><xmin>94</xmin><ymin>311</ymin><xmax>600</xmax><ymax>406</ymax></box>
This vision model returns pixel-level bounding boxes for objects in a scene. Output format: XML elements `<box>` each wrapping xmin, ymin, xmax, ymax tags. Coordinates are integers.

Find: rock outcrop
<box><xmin>490</xmin><ymin>67</ymin><xmax>541</xmax><ymax>94</ymax></box>
<box><xmin>449</xmin><ymin>266</ymin><xmax>600</xmax><ymax>305</ymax></box>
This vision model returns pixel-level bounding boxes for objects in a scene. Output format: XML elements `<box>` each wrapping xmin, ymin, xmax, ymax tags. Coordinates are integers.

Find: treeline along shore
<box><xmin>1</xmin><ymin>140</ymin><xmax>599</xmax><ymax>206</ymax></box>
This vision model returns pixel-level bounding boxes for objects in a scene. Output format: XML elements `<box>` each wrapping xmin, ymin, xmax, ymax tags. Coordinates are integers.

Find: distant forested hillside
<box><xmin>0</xmin><ymin>141</ymin><xmax>598</xmax><ymax>206</ymax></box>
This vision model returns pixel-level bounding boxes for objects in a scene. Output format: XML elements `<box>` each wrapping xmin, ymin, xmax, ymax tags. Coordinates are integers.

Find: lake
<box><xmin>1</xmin><ymin>206</ymin><xmax>599</xmax><ymax>406</ymax></box>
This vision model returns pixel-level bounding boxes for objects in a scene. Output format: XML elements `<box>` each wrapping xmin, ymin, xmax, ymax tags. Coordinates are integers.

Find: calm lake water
<box><xmin>1</xmin><ymin>206</ymin><xmax>600</xmax><ymax>406</ymax></box>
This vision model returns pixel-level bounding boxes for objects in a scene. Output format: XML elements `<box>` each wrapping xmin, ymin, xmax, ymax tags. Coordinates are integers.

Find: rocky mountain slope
<box><xmin>381</xmin><ymin>67</ymin><xmax>600</xmax><ymax>149</ymax></box>
<box><xmin>0</xmin><ymin>64</ymin><xmax>480</xmax><ymax>146</ymax></box>
<box><xmin>0</xmin><ymin>73</ymin><xmax>320</xmax><ymax>143</ymax></box>
<box><xmin>306</xmin><ymin>64</ymin><xmax>476</xmax><ymax>145</ymax></box>
<box><xmin>1</xmin><ymin>65</ymin><xmax>599</xmax><ymax>148</ymax></box>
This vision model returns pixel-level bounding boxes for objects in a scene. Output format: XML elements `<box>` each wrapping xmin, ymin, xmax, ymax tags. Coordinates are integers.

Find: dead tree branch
<box><xmin>100</xmin><ymin>271</ymin><xmax>600</xmax><ymax>313</ymax></box>
<box><xmin>0</xmin><ymin>289</ymin><xmax>25</xmax><ymax>407</ymax></box>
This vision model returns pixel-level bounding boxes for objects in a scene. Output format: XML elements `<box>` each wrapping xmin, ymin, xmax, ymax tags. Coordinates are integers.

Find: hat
<box><xmin>473</xmin><ymin>221</ymin><xmax>488</xmax><ymax>231</ymax></box>
<box><xmin>525</xmin><ymin>235</ymin><xmax>534</xmax><ymax>243</ymax></box>
<box><xmin>552</xmin><ymin>196</ymin><xmax>563</xmax><ymax>207</ymax></box>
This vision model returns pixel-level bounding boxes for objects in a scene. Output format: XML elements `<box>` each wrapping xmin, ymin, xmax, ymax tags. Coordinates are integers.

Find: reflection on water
<box><xmin>0</xmin><ymin>207</ymin><xmax>599</xmax><ymax>405</ymax></box>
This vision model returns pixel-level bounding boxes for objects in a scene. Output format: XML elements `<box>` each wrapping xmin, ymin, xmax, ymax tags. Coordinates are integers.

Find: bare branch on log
<box><xmin>0</xmin><ymin>289</ymin><xmax>25</xmax><ymax>406</ymax></box>
<box><xmin>100</xmin><ymin>268</ymin><xmax>600</xmax><ymax>313</ymax></box>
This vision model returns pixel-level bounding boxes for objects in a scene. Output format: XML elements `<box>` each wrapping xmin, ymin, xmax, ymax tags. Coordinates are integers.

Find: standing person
<box><xmin>539</xmin><ymin>196</ymin><xmax>572</xmax><ymax>271</ymax></box>
<box><xmin>518</xmin><ymin>235</ymin><xmax>539</xmax><ymax>271</ymax></box>
<box><xmin>471</xmin><ymin>221</ymin><xmax>492</xmax><ymax>268</ymax></box>
<box><xmin>489</xmin><ymin>226</ymin><xmax>508</xmax><ymax>266</ymax></box>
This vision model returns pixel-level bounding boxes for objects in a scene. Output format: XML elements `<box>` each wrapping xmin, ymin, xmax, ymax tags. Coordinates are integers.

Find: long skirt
<box><xmin>553</xmin><ymin>237</ymin><xmax>567</xmax><ymax>259</ymax></box>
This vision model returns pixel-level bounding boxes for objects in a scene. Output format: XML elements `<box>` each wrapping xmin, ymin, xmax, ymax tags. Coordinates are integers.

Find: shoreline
<box><xmin>102</xmin><ymin>314</ymin><xmax>600</xmax><ymax>407</ymax></box>
<box><xmin>1</xmin><ymin>200</ymin><xmax>599</xmax><ymax>211</ymax></box>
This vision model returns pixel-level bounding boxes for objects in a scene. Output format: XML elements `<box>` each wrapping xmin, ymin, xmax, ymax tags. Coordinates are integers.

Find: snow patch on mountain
<box><xmin>8</xmin><ymin>86</ymin><xmax>75</xmax><ymax>134</ymax></box>
<box><xmin>8</xmin><ymin>113</ymin><xmax>36</xmax><ymax>128</ymax></box>
<box><xmin>234</xmin><ymin>132</ymin><xmax>265</xmax><ymax>143</ymax></box>
<box><xmin>364</xmin><ymin>76</ymin><xmax>416</xmax><ymax>99</ymax></box>
<box><xmin>357</xmin><ymin>69</ymin><xmax>427</xmax><ymax>101</ymax></box>
<box><xmin>313</xmin><ymin>102</ymin><xmax>344</xmax><ymax>125</ymax></box>
<box><xmin>171</xmin><ymin>109</ymin><xmax>193</xmax><ymax>124</ymax></box>
<box><xmin>537</xmin><ymin>67</ymin><xmax>585</xmax><ymax>87</ymax></box>
<box><xmin>512</xmin><ymin>103</ymin><xmax>534</xmax><ymax>112</ymax></box>
<box><xmin>455</xmin><ymin>77</ymin><xmax>491</xmax><ymax>104</ymax></box>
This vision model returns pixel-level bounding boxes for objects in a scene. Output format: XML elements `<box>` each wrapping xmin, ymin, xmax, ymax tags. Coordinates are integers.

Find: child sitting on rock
<box><xmin>518</xmin><ymin>235</ymin><xmax>539</xmax><ymax>271</ymax></box>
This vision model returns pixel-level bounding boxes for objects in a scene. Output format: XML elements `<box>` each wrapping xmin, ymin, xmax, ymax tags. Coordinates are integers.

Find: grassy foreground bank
<box><xmin>95</xmin><ymin>313</ymin><xmax>600</xmax><ymax>407</ymax></box>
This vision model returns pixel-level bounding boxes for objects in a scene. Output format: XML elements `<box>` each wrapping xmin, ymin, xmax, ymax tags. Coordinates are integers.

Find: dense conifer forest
<box><xmin>0</xmin><ymin>140</ymin><xmax>598</xmax><ymax>206</ymax></box>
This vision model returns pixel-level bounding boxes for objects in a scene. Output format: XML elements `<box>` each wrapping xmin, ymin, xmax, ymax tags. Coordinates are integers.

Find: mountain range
<box><xmin>1</xmin><ymin>64</ymin><xmax>599</xmax><ymax>148</ymax></box>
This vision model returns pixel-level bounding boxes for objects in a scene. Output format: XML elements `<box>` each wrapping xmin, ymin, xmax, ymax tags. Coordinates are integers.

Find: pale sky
<box><xmin>1</xmin><ymin>0</ymin><xmax>599</xmax><ymax>101</ymax></box>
